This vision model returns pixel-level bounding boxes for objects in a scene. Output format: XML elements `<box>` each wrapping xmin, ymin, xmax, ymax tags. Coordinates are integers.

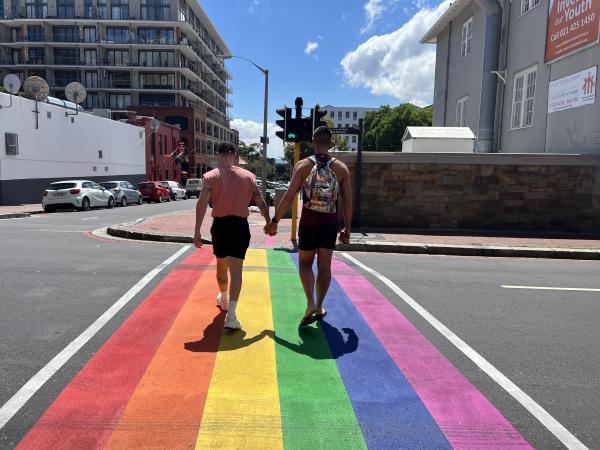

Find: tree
<box><xmin>363</xmin><ymin>104</ymin><xmax>433</xmax><ymax>152</ymax></box>
<box><xmin>325</xmin><ymin>118</ymin><xmax>349</xmax><ymax>152</ymax></box>
<box><xmin>284</xmin><ymin>141</ymin><xmax>313</xmax><ymax>168</ymax></box>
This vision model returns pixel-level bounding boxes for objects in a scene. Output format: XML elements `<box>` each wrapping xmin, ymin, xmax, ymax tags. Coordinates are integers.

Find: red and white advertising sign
<box><xmin>545</xmin><ymin>0</ymin><xmax>600</xmax><ymax>62</ymax></box>
<box><xmin>177</xmin><ymin>141</ymin><xmax>185</xmax><ymax>151</ymax></box>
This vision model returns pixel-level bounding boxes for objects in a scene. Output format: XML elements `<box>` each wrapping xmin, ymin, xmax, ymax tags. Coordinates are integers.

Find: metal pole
<box><xmin>353</xmin><ymin>118</ymin><xmax>364</xmax><ymax>229</ymax></box>
<box><xmin>261</xmin><ymin>69</ymin><xmax>269</xmax><ymax>201</ymax></box>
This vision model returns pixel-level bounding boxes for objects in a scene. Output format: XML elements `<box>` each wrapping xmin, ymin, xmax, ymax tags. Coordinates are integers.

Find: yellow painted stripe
<box><xmin>195</xmin><ymin>249</ymin><xmax>283</xmax><ymax>449</ymax></box>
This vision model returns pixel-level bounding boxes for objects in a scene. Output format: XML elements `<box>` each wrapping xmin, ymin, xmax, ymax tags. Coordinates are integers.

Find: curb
<box><xmin>107</xmin><ymin>225</ymin><xmax>600</xmax><ymax>260</ymax></box>
<box><xmin>0</xmin><ymin>210</ymin><xmax>44</xmax><ymax>219</ymax></box>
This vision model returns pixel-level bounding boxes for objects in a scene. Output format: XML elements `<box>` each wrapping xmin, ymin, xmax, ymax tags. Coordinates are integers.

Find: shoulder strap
<box><xmin>308</xmin><ymin>156</ymin><xmax>317</xmax><ymax>164</ymax></box>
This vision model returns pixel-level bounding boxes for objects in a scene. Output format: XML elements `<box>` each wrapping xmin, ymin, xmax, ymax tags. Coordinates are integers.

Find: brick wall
<box><xmin>332</xmin><ymin>152</ymin><xmax>600</xmax><ymax>232</ymax></box>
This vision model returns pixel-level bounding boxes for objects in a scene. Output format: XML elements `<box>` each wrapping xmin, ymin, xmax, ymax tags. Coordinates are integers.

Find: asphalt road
<box><xmin>1</xmin><ymin>202</ymin><xmax>598</xmax><ymax>448</ymax></box>
<box><xmin>344</xmin><ymin>252</ymin><xmax>600</xmax><ymax>449</ymax></box>
<box><xmin>0</xmin><ymin>201</ymin><xmax>193</xmax><ymax>447</ymax></box>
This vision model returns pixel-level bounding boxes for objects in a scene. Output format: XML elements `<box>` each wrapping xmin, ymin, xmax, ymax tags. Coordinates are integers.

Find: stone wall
<box><xmin>331</xmin><ymin>152</ymin><xmax>600</xmax><ymax>232</ymax></box>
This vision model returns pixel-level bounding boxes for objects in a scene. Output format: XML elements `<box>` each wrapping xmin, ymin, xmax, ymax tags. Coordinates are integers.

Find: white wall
<box><xmin>402</xmin><ymin>138</ymin><xmax>475</xmax><ymax>153</ymax></box>
<box><xmin>0</xmin><ymin>92</ymin><xmax>145</xmax><ymax>182</ymax></box>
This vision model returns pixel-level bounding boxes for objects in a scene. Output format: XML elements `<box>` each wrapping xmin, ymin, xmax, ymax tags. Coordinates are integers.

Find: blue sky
<box><xmin>201</xmin><ymin>0</ymin><xmax>450</xmax><ymax>156</ymax></box>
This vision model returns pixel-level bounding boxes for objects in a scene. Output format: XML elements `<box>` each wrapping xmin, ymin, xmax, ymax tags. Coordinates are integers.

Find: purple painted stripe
<box><xmin>332</xmin><ymin>258</ymin><xmax>532</xmax><ymax>449</ymax></box>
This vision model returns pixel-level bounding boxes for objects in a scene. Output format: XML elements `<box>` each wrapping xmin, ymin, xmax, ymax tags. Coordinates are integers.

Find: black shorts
<box><xmin>298</xmin><ymin>224</ymin><xmax>339</xmax><ymax>251</ymax></box>
<box><xmin>211</xmin><ymin>216</ymin><xmax>251</xmax><ymax>260</ymax></box>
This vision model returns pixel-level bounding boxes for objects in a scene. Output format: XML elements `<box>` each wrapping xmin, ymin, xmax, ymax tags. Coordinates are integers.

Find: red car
<box><xmin>138</xmin><ymin>181</ymin><xmax>170</xmax><ymax>203</ymax></box>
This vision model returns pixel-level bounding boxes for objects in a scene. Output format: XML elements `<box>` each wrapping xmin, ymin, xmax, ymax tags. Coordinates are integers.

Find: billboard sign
<box><xmin>548</xmin><ymin>66</ymin><xmax>597</xmax><ymax>113</ymax></box>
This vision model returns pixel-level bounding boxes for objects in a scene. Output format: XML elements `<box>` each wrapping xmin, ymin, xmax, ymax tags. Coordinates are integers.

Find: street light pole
<box><xmin>218</xmin><ymin>54</ymin><xmax>268</xmax><ymax>202</ymax></box>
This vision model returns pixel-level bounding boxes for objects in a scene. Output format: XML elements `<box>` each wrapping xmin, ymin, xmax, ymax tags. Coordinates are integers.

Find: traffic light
<box><xmin>275</xmin><ymin>106</ymin><xmax>291</xmax><ymax>142</ymax></box>
<box><xmin>311</xmin><ymin>104</ymin><xmax>328</xmax><ymax>134</ymax></box>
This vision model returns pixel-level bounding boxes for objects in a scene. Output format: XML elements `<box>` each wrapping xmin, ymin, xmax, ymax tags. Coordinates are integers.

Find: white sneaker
<box><xmin>217</xmin><ymin>292</ymin><xmax>229</xmax><ymax>312</ymax></box>
<box><xmin>224</xmin><ymin>316</ymin><xmax>242</xmax><ymax>330</ymax></box>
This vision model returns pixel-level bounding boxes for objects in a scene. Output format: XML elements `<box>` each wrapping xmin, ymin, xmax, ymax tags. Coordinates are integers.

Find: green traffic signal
<box><xmin>287</xmin><ymin>132</ymin><xmax>296</xmax><ymax>139</ymax></box>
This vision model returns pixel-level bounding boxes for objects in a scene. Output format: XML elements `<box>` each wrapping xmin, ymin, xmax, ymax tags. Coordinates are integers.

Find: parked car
<box><xmin>99</xmin><ymin>181</ymin><xmax>143</xmax><ymax>207</ymax></box>
<box><xmin>138</xmin><ymin>181</ymin><xmax>170</xmax><ymax>203</ymax></box>
<box><xmin>42</xmin><ymin>180</ymin><xmax>115</xmax><ymax>212</ymax></box>
<box><xmin>159</xmin><ymin>181</ymin><xmax>187</xmax><ymax>200</ymax></box>
<box><xmin>185</xmin><ymin>178</ymin><xmax>202</xmax><ymax>198</ymax></box>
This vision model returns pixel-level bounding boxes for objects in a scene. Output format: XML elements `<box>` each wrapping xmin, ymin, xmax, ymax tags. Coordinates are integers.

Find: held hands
<box><xmin>264</xmin><ymin>220</ymin><xmax>278</xmax><ymax>236</ymax></box>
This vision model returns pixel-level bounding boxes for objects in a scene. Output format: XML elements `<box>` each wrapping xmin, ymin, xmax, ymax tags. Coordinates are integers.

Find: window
<box><xmin>352</xmin><ymin>135</ymin><xmax>357</xmax><ymax>143</ymax></box>
<box><xmin>97</xmin><ymin>0</ymin><xmax>108</xmax><ymax>19</ymax></box>
<box><xmin>141</xmin><ymin>0</ymin><xmax>170</xmax><ymax>21</ymax></box>
<box><xmin>138</xmin><ymin>28</ymin><xmax>174</xmax><ymax>44</ymax></box>
<box><xmin>57</xmin><ymin>0</ymin><xmax>74</xmax><ymax>19</ymax></box>
<box><xmin>345</xmin><ymin>111</ymin><xmax>350</xmax><ymax>118</ymax></box>
<box><xmin>520</xmin><ymin>0</ymin><xmax>540</xmax><ymax>15</ymax></box>
<box><xmin>54</xmin><ymin>48</ymin><xmax>79</xmax><ymax>65</ymax></box>
<box><xmin>84</xmin><ymin>49</ymin><xmax>97</xmax><ymax>65</ymax></box>
<box><xmin>28</xmin><ymin>26</ymin><xmax>44</xmax><ymax>42</ymax></box>
<box><xmin>106</xmin><ymin>49</ymin><xmax>129</xmax><ymax>66</ymax></box>
<box><xmin>139</xmin><ymin>73</ymin><xmax>175</xmax><ymax>89</ymax></box>
<box><xmin>84</xmin><ymin>92</ymin><xmax>99</xmax><ymax>109</ymax></box>
<box><xmin>139</xmin><ymin>51</ymin><xmax>175</xmax><ymax>67</ymax></box>
<box><xmin>461</xmin><ymin>17</ymin><xmax>473</xmax><ymax>58</ymax></box>
<box><xmin>111</xmin><ymin>0</ymin><xmax>128</xmax><ymax>19</ymax></box>
<box><xmin>330</xmin><ymin>111</ymin><xmax>334</xmax><ymax>118</ymax></box>
<box><xmin>5</xmin><ymin>133</ymin><xmax>18</xmax><ymax>155</ymax></box>
<box><xmin>98</xmin><ymin>150</ymin><xmax>103</xmax><ymax>159</ymax></box>
<box><xmin>28</xmin><ymin>48</ymin><xmax>45</xmax><ymax>64</ymax></box>
<box><xmin>0</xmin><ymin>0</ymin><xmax>4</xmax><ymax>19</ymax></box>
<box><xmin>83</xmin><ymin>0</ymin><xmax>93</xmax><ymax>18</ymax></box>
<box><xmin>54</xmin><ymin>70</ymin><xmax>78</xmax><ymax>87</ymax></box>
<box><xmin>83</xmin><ymin>27</ymin><xmax>96</xmax><ymax>43</ymax></box>
<box><xmin>108</xmin><ymin>72</ymin><xmax>130</xmax><ymax>88</ymax></box>
<box><xmin>353</xmin><ymin>111</ymin><xmax>358</xmax><ymax>119</ymax></box>
<box><xmin>107</xmin><ymin>27</ymin><xmax>129</xmax><ymax>43</ymax></box>
<box><xmin>53</xmin><ymin>26</ymin><xmax>78</xmax><ymax>43</ymax></box>
<box><xmin>139</xmin><ymin>94</ymin><xmax>176</xmax><ymax>106</ymax></box>
<box><xmin>337</xmin><ymin>111</ymin><xmax>342</xmax><ymax>118</ymax></box>
<box><xmin>84</xmin><ymin>71</ymin><xmax>98</xmax><ymax>87</ymax></box>
<box><xmin>26</xmin><ymin>0</ymin><xmax>47</xmax><ymax>18</ymax></box>
<box><xmin>108</xmin><ymin>93</ymin><xmax>131</xmax><ymax>108</ymax></box>
<box><xmin>511</xmin><ymin>66</ymin><xmax>537</xmax><ymax>129</ymax></box>
<box><xmin>456</xmin><ymin>96</ymin><xmax>468</xmax><ymax>127</ymax></box>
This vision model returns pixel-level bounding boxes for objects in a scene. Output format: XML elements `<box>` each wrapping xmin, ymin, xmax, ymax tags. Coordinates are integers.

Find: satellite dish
<box><xmin>149</xmin><ymin>118</ymin><xmax>161</xmax><ymax>132</ymax></box>
<box><xmin>3</xmin><ymin>74</ymin><xmax>21</xmax><ymax>94</ymax></box>
<box><xmin>65</xmin><ymin>82</ymin><xmax>87</xmax><ymax>104</ymax></box>
<box><xmin>23</xmin><ymin>76</ymin><xmax>49</xmax><ymax>102</ymax></box>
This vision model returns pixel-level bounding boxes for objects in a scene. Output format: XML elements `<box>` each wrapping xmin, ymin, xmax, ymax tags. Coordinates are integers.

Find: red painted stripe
<box><xmin>16</xmin><ymin>248</ymin><xmax>212</xmax><ymax>450</ymax></box>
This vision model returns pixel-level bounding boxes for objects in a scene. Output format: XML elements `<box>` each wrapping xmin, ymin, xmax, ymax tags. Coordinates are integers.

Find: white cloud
<box><xmin>361</xmin><ymin>0</ymin><xmax>394</xmax><ymax>34</ymax></box>
<box><xmin>249</xmin><ymin>0</ymin><xmax>260</xmax><ymax>13</ymax></box>
<box><xmin>304</xmin><ymin>41</ymin><xmax>318</xmax><ymax>56</ymax></box>
<box><xmin>342</xmin><ymin>0</ymin><xmax>450</xmax><ymax>106</ymax></box>
<box><xmin>230</xmin><ymin>118</ymin><xmax>283</xmax><ymax>158</ymax></box>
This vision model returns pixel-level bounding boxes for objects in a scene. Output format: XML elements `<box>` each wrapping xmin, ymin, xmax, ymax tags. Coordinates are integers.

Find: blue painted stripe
<box><xmin>291</xmin><ymin>254</ymin><xmax>451</xmax><ymax>449</ymax></box>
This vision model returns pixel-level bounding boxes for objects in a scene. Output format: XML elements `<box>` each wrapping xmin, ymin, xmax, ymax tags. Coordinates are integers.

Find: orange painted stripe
<box><xmin>16</xmin><ymin>247</ymin><xmax>211</xmax><ymax>450</ymax></box>
<box><xmin>104</xmin><ymin>250</ymin><xmax>222</xmax><ymax>449</ymax></box>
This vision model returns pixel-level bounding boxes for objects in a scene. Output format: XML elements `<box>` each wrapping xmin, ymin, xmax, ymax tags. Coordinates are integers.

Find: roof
<box><xmin>402</xmin><ymin>127</ymin><xmax>475</xmax><ymax>141</ymax></box>
<box><xmin>420</xmin><ymin>0</ymin><xmax>474</xmax><ymax>44</ymax></box>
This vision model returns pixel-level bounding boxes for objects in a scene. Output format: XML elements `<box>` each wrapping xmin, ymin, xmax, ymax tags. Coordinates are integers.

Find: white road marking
<box><xmin>0</xmin><ymin>244</ymin><xmax>191</xmax><ymax>430</ymax></box>
<box><xmin>502</xmin><ymin>285</ymin><xmax>600</xmax><ymax>292</ymax></box>
<box><xmin>340</xmin><ymin>252</ymin><xmax>588</xmax><ymax>450</ymax></box>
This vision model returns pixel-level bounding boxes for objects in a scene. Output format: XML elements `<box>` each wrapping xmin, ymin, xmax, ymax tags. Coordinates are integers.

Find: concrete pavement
<box><xmin>107</xmin><ymin>207</ymin><xmax>600</xmax><ymax>260</ymax></box>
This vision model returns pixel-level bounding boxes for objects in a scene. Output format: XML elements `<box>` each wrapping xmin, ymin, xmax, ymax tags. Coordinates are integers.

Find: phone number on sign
<box><xmin>551</xmin><ymin>13</ymin><xmax>596</xmax><ymax>41</ymax></box>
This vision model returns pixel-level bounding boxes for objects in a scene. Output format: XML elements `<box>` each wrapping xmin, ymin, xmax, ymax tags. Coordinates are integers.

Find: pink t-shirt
<box><xmin>203</xmin><ymin>167</ymin><xmax>256</xmax><ymax>218</ymax></box>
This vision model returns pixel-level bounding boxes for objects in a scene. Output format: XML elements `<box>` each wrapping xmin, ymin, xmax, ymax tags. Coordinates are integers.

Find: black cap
<box><xmin>217</xmin><ymin>143</ymin><xmax>236</xmax><ymax>154</ymax></box>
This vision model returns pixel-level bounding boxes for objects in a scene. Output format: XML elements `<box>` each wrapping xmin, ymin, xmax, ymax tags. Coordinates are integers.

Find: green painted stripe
<box><xmin>267</xmin><ymin>250</ymin><xmax>367</xmax><ymax>450</ymax></box>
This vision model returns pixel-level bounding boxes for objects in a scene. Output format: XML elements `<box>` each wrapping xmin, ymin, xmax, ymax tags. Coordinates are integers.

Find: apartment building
<box><xmin>323</xmin><ymin>105</ymin><xmax>378</xmax><ymax>151</ymax></box>
<box><xmin>422</xmin><ymin>0</ymin><xmax>599</xmax><ymax>153</ymax></box>
<box><xmin>0</xmin><ymin>0</ymin><xmax>235</xmax><ymax>174</ymax></box>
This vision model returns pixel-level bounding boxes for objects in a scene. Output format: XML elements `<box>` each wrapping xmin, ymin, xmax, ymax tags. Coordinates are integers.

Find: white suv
<box><xmin>185</xmin><ymin>178</ymin><xmax>202</xmax><ymax>198</ymax></box>
<box><xmin>42</xmin><ymin>180</ymin><xmax>115</xmax><ymax>212</ymax></box>
<box><xmin>159</xmin><ymin>181</ymin><xmax>187</xmax><ymax>200</ymax></box>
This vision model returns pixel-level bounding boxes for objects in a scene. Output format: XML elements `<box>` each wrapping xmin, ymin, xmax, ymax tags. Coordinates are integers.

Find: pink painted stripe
<box><xmin>332</xmin><ymin>258</ymin><xmax>532</xmax><ymax>449</ymax></box>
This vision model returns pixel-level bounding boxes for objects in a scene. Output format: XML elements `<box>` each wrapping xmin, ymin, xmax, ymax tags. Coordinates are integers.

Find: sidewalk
<box><xmin>106</xmin><ymin>207</ymin><xmax>600</xmax><ymax>260</ymax></box>
<box><xmin>0</xmin><ymin>204</ymin><xmax>44</xmax><ymax>219</ymax></box>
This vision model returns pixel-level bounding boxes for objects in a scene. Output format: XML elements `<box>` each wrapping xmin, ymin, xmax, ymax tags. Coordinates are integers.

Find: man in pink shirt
<box><xmin>194</xmin><ymin>142</ymin><xmax>271</xmax><ymax>330</ymax></box>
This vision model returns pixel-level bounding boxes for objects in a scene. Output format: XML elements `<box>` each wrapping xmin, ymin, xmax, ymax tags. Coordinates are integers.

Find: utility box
<box><xmin>274</xmin><ymin>188</ymin><xmax>292</xmax><ymax>218</ymax></box>
<box><xmin>402</xmin><ymin>127</ymin><xmax>475</xmax><ymax>153</ymax></box>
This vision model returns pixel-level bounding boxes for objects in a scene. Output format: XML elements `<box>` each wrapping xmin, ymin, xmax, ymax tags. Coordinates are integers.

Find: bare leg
<box><xmin>227</xmin><ymin>256</ymin><xmax>244</xmax><ymax>303</ymax></box>
<box><xmin>216</xmin><ymin>257</ymin><xmax>229</xmax><ymax>293</ymax></box>
<box><xmin>298</xmin><ymin>250</ymin><xmax>317</xmax><ymax>317</ymax></box>
<box><xmin>316</xmin><ymin>248</ymin><xmax>334</xmax><ymax>314</ymax></box>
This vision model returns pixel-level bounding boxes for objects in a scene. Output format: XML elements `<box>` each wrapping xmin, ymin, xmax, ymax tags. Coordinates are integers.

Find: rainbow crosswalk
<box><xmin>16</xmin><ymin>248</ymin><xmax>532</xmax><ymax>449</ymax></box>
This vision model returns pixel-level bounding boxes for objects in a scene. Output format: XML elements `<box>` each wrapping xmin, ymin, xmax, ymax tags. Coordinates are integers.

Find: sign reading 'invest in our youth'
<box><xmin>545</xmin><ymin>0</ymin><xmax>600</xmax><ymax>62</ymax></box>
<box><xmin>548</xmin><ymin>66</ymin><xmax>597</xmax><ymax>113</ymax></box>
